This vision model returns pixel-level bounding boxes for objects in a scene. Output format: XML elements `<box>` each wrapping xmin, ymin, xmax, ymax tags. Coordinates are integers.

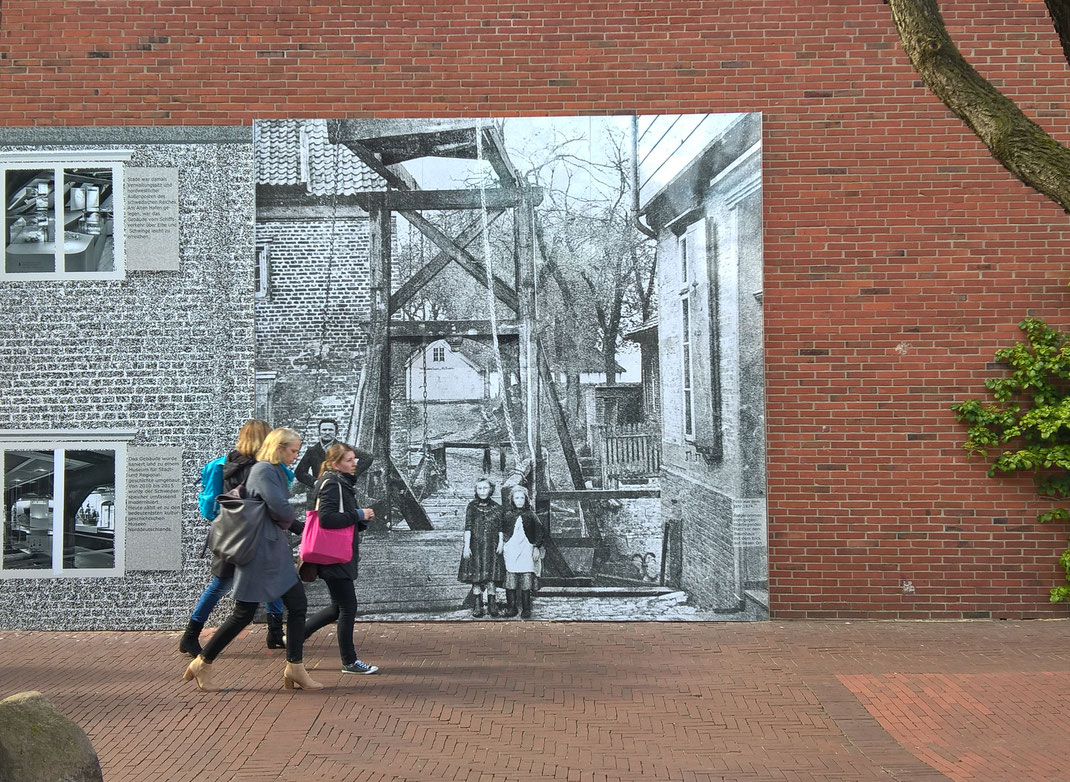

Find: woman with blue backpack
<box><xmin>184</xmin><ymin>426</ymin><xmax>323</xmax><ymax>692</ymax></box>
<box><xmin>178</xmin><ymin>419</ymin><xmax>289</xmax><ymax>656</ymax></box>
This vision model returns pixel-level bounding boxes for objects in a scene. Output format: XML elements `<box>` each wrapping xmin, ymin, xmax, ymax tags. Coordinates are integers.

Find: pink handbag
<box><xmin>299</xmin><ymin>481</ymin><xmax>354</xmax><ymax>565</ymax></box>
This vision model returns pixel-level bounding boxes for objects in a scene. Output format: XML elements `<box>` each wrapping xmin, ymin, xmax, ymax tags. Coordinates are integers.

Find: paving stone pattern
<box><xmin>3</xmin><ymin>620</ymin><xmax>1069</xmax><ymax>781</ymax></box>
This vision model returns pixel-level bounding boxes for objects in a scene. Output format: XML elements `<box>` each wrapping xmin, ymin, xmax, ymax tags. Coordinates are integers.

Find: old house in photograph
<box><xmin>404</xmin><ymin>338</ymin><xmax>503</xmax><ymax>403</ymax></box>
<box><xmin>639</xmin><ymin>113</ymin><xmax>766</xmax><ymax>614</ymax></box>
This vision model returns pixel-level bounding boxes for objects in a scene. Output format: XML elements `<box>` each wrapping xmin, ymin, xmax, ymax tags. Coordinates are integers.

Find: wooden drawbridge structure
<box><xmin>325</xmin><ymin>119</ymin><xmax>596</xmax><ymax>587</ymax></box>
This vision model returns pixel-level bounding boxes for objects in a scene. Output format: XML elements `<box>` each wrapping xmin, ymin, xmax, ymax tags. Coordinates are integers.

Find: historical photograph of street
<box><xmin>253</xmin><ymin>114</ymin><xmax>766</xmax><ymax>621</ymax></box>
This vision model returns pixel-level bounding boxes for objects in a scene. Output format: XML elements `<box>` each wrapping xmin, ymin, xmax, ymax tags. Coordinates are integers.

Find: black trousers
<box><xmin>200</xmin><ymin>580</ymin><xmax>307</xmax><ymax>663</ymax></box>
<box><xmin>304</xmin><ymin>577</ymin><xmax>358</xmax><ymax>666</ymax></box>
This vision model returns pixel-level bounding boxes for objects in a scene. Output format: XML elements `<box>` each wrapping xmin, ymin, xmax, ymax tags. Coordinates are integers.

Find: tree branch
<box><xmin>889</xmin><ymin>0</ymin><xmax>1070</xmax><ymax>214</ymax></box>
<box><xmin>1045</xmin><ymin>0</ymin><xmax>1070</xmax><ymax>69</ymax></box>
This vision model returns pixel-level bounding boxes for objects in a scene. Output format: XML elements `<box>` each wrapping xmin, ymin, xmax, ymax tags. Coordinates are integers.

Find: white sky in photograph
<box><xmin>402</xmin><ymin>114</ymin><xmax>745</xmax><ymax>204</ymax></box>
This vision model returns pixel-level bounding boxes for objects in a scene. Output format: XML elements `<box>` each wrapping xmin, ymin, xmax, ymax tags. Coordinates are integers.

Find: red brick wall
<box><xmin>5</xmin><ymin>0</ymin><xmax>1069</xmax><ymax>619</ymax></box>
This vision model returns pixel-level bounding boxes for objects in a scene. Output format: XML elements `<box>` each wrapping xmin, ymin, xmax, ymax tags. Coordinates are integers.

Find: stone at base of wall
<box><xmin>0</xmin><ymin>691</ymin><xmax>103</xmax><ymax>782</ymax></box>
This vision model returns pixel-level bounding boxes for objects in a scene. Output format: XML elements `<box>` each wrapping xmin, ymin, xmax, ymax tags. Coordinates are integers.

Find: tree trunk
<box><xmin>1045</xmin><ymin>0</ymin><xmax>1070</xmax><ymax>68</ymax></box>
<box><xmin>888</xmin><ymin>0</ymin><xmax>1070</xmax><ymax>214</ymax></box>
<box><xmin>603</xmin><ymin>331</ymin><xmax>618</xmax><ymax>386</ymax></box>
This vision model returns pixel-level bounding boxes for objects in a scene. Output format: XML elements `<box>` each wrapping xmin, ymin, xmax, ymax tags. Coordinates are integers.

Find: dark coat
<box><xmin>310</xmin><ymin>471</ymin><xmax>368</xmax><ymax>581</ymax></box>
<box><xmin>231</xmin><ymin>461</ymin><xmax>300</xmax><ymax>603</ymax></box>
<box><xmin>222</xmin><ymin>450</ymin><xmax>257</xmax><ymax>492</ymax></box>
<box><xmin>458</xmin><ymin>497</ymin><xmax>505</xmax><ymax>585</ymax></box>
<box><xmin>295</xmin><ymin>440</ymin><xmax>334</xmax><ymax>489</ymax></box>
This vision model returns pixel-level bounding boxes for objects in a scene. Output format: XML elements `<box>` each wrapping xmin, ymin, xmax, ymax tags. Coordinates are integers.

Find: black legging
<box><xmin>201</xmin><ymin>580</ymin><xmax>307</xmax><ymax>663</ymax></box>
<box><xmin>304</xmin><ymin>577</ymin><xmax>358</xmax><ymax>666</ymax></box>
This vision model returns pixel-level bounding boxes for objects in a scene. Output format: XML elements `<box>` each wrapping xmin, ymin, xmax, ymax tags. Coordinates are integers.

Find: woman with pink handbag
<box><xmin>301</xmin><ymin>443</ymin><xmax>380</xmax><ymax>675</ymax></box>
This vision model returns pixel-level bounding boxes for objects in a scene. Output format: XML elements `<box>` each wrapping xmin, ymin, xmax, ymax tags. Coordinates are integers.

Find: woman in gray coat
<box><xmin>183</xmin><ymin>427</ymin><xmax>324</xmax><ymax>692</ymax></box>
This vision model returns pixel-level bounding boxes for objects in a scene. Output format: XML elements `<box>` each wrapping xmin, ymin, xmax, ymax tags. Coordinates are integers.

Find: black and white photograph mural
<box><xmin>253</xmin><ymin>114</ymin><xmax>766</xmax><ymax>621</ymax></box>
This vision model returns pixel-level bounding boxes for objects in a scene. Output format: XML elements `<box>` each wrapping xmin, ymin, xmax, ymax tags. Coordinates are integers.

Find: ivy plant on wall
<box><xmin>952</xmin><ymin>318</ymin><xmax>1070</xmax><ymax>602</ymax></box>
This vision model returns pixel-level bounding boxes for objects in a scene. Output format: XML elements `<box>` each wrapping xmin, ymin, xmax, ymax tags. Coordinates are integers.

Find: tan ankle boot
<box><xmin>182</xmin><ymin>655</ymin><xmax>217</xmax><ymax>692</ymax></box>
<box><xmin>283</xmin><ymin>661</ymin><xmax>325</xmax><ymax>690</ymax></box>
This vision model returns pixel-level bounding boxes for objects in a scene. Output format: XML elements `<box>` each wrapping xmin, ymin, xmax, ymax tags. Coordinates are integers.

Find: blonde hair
<box><xmin>234</xmin><ymin>419</ymin><xmax>271</xmax><ymax>458</ymax></box>
<box><xmin>256</xmin><ymin>427</ymin><xmax>301</xmax><ymax>464</ymax></box>
<box><xmin>319</xmin><ymin>443</ymin><xmax>356</xmax><ymax>477</ymax></box>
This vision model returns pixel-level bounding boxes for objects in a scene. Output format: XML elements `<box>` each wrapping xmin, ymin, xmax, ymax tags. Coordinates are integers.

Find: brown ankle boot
<box><xmin>182</xmin><ymin>655</ymin><xmax>217</xmax><ymax>692</ymax></box>
<box><xmin>283</xmin><ymin>661</ymin><xmax>325</xmax><ymax>690</ymax></box>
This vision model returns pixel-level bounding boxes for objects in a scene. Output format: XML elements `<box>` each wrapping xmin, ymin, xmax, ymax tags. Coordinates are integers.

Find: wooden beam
<box><xmin>396</xmin><ymin>208</ymin><xmax>520</xmax><ymax>313</ymax></box>
<box><xmin>388</xmin><ymin>320</ymin><xmax>519</xmax><ymax>340</ymax></box>
<box><xmin>331</xmin><ymin>122</ymin><xmax>521</xmax><ymax>190</ymax></box>
<box><xmin>256</xmin><ymin>187</ymin><xmax>370</xmax><ymax>213</ymax></box>
<box><xmin>480</xmin><ymin>126</ymin><xmax>518</xmax><ymax>187</ymax></box>
<box><xmin>440</xmin><ymin>440</ymin><xmax>512</xmax><ymax>449</ymax></box>
<box><xmin>351</xmin><ymin>187</ymin><xmax>541</xmax><ymax>211</ymax></box>
<box><xmin>357</xmin><ymin>202</ymin><xmax>394</xmax><ymax>529</ymax></box>
<box><xmin>390</xmin><ymin>210</ymin><xmax>506</xmax><ymax>312</ymax></box>
<box><xmin>537</xmin><ymin>343</ymin><xmax>587</xmax><ymax>490</ymax></box>
<box><xmin>541</xmin><ymin>488</ymin><xmax>662</xmax><ymax>500</ymax></box>
<box><xmin>387</xmin><ymin>456</ymin><xmax>434</xmax><ymax>530</ymax></box>
<box><xmin>357</xmin><ymin>127</ymin><xmax>481</xmax><ymax>165</ymax></box>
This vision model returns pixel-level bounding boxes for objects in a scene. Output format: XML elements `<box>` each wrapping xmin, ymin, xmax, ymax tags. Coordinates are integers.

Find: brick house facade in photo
<box><xmin>254</xmin><ymin>119</ymin><xmax>408</xmax><ymax>444</ymax></box>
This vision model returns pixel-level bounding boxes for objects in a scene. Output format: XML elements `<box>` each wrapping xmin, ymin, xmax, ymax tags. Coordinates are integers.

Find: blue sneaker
<box><xmin>342</xmin><ymin>658</ymin><xmax>379</xmax><ymax>675</ymax></box>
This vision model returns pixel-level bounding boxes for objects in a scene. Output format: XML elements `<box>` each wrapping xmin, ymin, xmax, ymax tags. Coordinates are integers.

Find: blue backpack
<box><xmin>198</xmin><ymin>455</ymin><xmax>226</xmax><ymax>520</ymax></box>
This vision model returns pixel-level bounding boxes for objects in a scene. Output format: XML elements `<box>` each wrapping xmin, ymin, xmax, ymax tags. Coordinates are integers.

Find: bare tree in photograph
<box><xmin>505</xmin><ymin>123</ymin><xmax>655</xmax><ymax>406</ymax></box>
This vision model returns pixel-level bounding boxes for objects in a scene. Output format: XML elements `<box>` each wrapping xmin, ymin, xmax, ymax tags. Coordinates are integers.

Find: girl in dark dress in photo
<box><xmin>458</xmin><ymin>477</ymin><xmax>505</xmax><ymax>618</ymax></box>
<box><xmin>302</xmin><ymin>443</ymin><xmax>379</xmax><ymax>675</ymax></box>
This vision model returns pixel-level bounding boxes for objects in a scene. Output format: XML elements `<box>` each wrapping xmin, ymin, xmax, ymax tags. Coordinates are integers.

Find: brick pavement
<box><xmin>2</xmin><ymin>620</ymin><xmax>1070</xmax><ymax>781</ymax></box>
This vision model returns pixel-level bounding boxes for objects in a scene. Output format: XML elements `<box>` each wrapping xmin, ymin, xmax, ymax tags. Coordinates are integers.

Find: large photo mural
<box><xmin>253</xmin><ymin>115</ymin><xmax>766</xmax><ymax>621</ymax></box>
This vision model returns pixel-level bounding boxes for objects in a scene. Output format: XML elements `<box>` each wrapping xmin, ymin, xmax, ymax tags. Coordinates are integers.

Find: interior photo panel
<box><xmin>3</xmin><ymin>449</ymin><xmax>56</xmax><ymax>571</ymax></box>
<box><xmin>253</xmin><ymin>114</ymin><xmax>766</xmax><ymax>620</ymax></box>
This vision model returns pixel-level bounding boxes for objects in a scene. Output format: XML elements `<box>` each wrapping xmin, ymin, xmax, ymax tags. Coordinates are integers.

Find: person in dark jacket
<box><xmin>183</xmin><ymin>427</ymin><xmax>323</xmax><ymax>692</ymax></box>
<box><xmin>178</xmin><ymin>419</ymin><xmax>287</xmax><ymax>657</ymax></box>
<box><xmin>302</xmin><ymin>442</ymin><xmax>379</xmax><ymax>675</ymax></box>
<box><xmin>294</xmin><ymin>418</ymin><xmax>340</xmax><ymax>491</ymax></box>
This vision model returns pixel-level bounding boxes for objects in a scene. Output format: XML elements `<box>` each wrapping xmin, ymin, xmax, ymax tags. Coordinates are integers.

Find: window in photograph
<box><xmin>2</xmin><ymin>151</ymin><xmax>128</xmax><ymax>280</ymax></box>
<box><xmin>679</xmin><ymin>230</ymin><xmax>689</xmax><ymax>283</ymax></box>
<box><xmin>255</xmin><ymin>371</ymin><xmax>277</xmax><ymax>424</ymax></box>
<box><xmin>255</xmin><ymin>244</ymin><xmax>270</xmax><ymax>298</ymax></box>
<box><xmin>682</xmin><ymin>296</ymin><xmax>695</xmax><ymax>439</ymax></box>
<box><xmin>432</xmin><ymin>346</ymin><xmax>445</xmax><ymax>363</ymax></box>
<box><xmin>1</xmin><ymin>436</ymin><xmax>126</xmax><ymax>578</ymax></box>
